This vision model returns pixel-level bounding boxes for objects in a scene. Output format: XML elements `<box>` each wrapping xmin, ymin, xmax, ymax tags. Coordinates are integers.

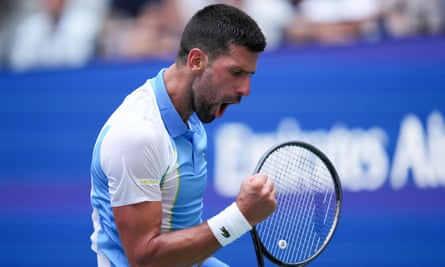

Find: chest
<box><xmin>161</xmin><ymin>131</ymin><xmax>208</xmax><ymax>210</ymax></box>
<box><xmin>175</xmin><ymin>132</ymin><xmax>207</xmax><ymax>199</ymax></box>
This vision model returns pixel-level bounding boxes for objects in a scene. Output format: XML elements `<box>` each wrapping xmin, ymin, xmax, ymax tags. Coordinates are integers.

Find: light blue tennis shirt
<box><xmin>90</xmin><ymin>69</ymin><xmax>228</xmax><ymax>267</ymax></box>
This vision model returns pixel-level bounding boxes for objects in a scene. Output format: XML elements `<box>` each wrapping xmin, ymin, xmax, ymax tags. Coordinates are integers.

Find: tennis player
<box><xmin>90</xmin><ymin>4</ymin><xmax>276</xmax><ymax>267</ymax></box>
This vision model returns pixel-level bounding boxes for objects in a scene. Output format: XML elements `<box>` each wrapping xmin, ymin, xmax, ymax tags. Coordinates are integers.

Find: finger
<box><xmin>272</xmin><ymin>187</ymin><xmax>277</xmax><ymax>198</ymax></box>
<box><xmin>271</xmin><ymin>188</ymin><xmax>278</xmax><ymax>203</ymax></box>
<box><xmin>264</xmin><ymin>178</ymin><xmax>277</xmax><ymax>203</ymax></box>
<box><xmin>254</xmin><ymin>173</ymin><xmax>268</xmax><ymax>183</ymax></box>
<box><xmin>247</xmin><ymin>173</ymin><xmax>267</xmax><ymax>189</ymax></box>
<box><xmin>263</xmin><ymin>176</ymin><xmax>275</xmax><ymax>191</ymax></box>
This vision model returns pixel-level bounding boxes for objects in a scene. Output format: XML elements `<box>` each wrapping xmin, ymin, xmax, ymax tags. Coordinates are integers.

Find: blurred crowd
<box><xmin>0</xmin><ymin>0</ymin><xmax>444</xmax><ymax>71</ymax></box>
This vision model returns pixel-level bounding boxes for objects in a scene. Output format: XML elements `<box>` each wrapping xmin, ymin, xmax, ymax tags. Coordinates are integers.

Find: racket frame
<box><xmin>250</xmin><ymin>141</ymin><xmax>342</xmax><ymax>267</ymax></box>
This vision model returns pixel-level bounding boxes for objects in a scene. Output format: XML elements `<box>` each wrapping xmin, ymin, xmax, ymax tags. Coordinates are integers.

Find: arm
<box><xmin>113</xmin><ymin>173</ymin><xmax>276</xmax><ymax>267</ymax></box>
<box><xmin>113</xmin><ymin>201</ymin><xmax>219</xmax><ymax>267</ymax></box>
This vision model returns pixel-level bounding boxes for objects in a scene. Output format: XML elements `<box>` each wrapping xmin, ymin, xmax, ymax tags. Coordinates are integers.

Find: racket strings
<box><xmin>256</xmin><ymin>145</ymin><xmax>338</xmax><ymax>264</ymax></box>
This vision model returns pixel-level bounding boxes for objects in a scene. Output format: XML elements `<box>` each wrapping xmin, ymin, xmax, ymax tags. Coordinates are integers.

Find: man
<box><xmin>8</xmin><ymin>0</ymin><xmax>101</xmax><ymax>71</ymax></box>
<box><xmin>90</xmin><ymin>4</ymin><xmax>276</xmax><ymax>267</ymax></box>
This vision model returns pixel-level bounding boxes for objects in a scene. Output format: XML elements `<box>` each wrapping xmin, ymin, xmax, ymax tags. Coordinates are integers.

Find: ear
<box><xmin>187</xmin><ymin>48</ymin><xmax>207</xmax><ymax>73</ymax></box>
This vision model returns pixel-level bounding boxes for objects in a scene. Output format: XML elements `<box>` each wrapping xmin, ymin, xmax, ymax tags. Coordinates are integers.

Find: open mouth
<box><xmin>216</xmin><ymin>103</ymin><xmax>230</xmax><ymax>118</ymax></box>
<box><xmin>216</xmin><ymin>96</ymin><xmax>241</xmax><ymax>118</ymax></box>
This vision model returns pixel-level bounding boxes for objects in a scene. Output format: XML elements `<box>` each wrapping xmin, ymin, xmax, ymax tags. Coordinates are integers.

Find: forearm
<box><xmin>130</xmin><ymin>223</ymin><xmax>220</xmax><ymax>267</ymax></box>
<box><xmin>128</xmin><ymin>202</ymin><xmax>253</xmax><ymax>267</ymax></box>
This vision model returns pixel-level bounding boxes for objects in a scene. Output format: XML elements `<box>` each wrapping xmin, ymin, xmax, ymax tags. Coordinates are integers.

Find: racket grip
<box><xmin>250</xmin><ymin>230</ymin><xmax>265</xmax><ymax>267</ymax></box>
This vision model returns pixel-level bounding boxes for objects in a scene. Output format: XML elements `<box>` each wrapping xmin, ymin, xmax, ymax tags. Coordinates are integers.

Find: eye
<box><xmin>231</xmin><ymin>69</ymin><xmax>253</xmax><ymax>77</ymax></box>
<box><xmin>231</xmin><ymin>69</ymin><xmax>243</xmax><ymax>77</ymax></box>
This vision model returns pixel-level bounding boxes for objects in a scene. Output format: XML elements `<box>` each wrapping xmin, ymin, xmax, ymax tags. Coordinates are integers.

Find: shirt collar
<box><xmin>150</xmin><ymin>68</ymin><xmax>192</xmax><ymax>138</ymax></box>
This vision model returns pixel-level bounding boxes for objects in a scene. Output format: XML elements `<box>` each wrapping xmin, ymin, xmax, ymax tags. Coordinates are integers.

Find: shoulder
<box><xmin>104</xmin><ymin>103</ymin><xmax>170</xmax><ymax>156</ymax></box>
<box><xmin>102</xmin><ymin>81</ymin><xmax>173</xmax><ymax>158</ymax></box>
<box><xmin>105</xmin><ymin>119</ymin><xmax>167</xmax><ymax>154</ymax></box>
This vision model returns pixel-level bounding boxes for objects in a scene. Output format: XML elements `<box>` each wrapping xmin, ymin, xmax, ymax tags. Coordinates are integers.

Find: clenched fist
<box><xmin>235</xmin><ymin>173</ymin><xmax>277</xmax><ymax>226</ymax></box>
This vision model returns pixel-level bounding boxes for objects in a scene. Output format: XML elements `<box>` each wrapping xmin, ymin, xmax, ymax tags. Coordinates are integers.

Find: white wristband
<box><xmin>207</xmin><ymin>202</ymin><xmax>252</xmax><ymax>247</ymax></box>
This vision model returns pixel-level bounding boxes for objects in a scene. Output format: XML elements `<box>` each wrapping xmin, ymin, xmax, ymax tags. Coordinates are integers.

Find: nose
<box><xmin>236</xmin><ymin>77</ymin><xmax>251</xmax><ymax>96</ymax></box>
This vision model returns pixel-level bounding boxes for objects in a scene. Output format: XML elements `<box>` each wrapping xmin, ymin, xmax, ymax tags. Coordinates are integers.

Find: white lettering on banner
<box><xmin>214</xmin><ymin>111</ymin><xmax>445</xmax><ymax>196</ymax></box>
<box><xmin>391</xmin><ymin>111</ymin><xmax>445</xmax><ymax>189</ymax></box>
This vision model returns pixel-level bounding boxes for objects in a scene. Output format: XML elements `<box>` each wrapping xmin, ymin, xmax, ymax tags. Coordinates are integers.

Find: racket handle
<box><xmin>250</xmin><ymin>230</ymin><xmax>264</xmax><ymax>267</ymax></box>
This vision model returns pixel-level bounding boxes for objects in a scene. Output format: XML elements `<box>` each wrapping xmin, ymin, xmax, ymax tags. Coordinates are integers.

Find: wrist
<box><xmin>207</xmin><ymin>202</ymin><xmax>252</xmax><ymax>247</ymax></box>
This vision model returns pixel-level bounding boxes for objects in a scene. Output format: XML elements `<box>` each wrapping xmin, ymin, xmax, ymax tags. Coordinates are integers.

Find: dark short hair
<box><xmin>176</xmin><ymin>4</ymin><xmax>266</xmax><ymax>64</ymax></box>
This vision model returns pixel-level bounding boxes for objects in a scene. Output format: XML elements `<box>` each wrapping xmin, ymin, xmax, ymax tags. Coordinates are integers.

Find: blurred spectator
<box><xmin>284</xmin><ymin>0</ymin><xmax>382</xmax><ymax>45</ymax></box>
<box><xmin>108</xmin><ymin>0</ymin><xmax>153</xmax><ymax>17</ymax></box>
<box><xmin>202</xmin><ymin>0</ymin><xmax>293</xmax><ymax>49</ymax></box>
<box><xmin>99</xmin><ymin>0</ymin><xmax>293</xmax><ymax>60</ymax></box>
<box><xmin>0</xmin><ymin>0</ymin><xmax>16</xmax><ymax>66</ymax></box>
<box><xmin>7</xmin><ymin>0</ymin><xmax>104</xmax><ymax>71</ymax></box>
<box><xmin>97</xmin><ymin>0</ymin><xmax>182</xmax><ymax>61</ymax></box>
<box><xmin>382</xmin><ymin>0</ymin><xmax>445</xmax><ymax>38</ymax></box>
<box><xmin>2</xmin><ymin>0</ymin><xmax>444</xmax><ymax>69</ymax></box>
<box><xmin>239</xmin><ymin>0</ymin><xmax>294</xmax><ymax>49</ymax></box>
<box><xmin>175</xmin><ymin>0</ymin><xmax>213</xmax><ymax>24</ymax></box>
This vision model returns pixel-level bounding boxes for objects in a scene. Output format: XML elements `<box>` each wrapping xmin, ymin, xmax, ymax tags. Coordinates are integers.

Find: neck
<box><xmin>163</xmin><ymin>64</ymin><xmax>194</xmax><ymax>123</ymax></box>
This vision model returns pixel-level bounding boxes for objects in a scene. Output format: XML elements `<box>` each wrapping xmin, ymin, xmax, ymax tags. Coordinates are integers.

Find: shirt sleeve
<box><xmin>100</xmin><ymin>118</ymin><xmax>171</xmax><ymax>207</ymax></box>
<box><xmin>200</xmin><ymin>257</ymin><xmax>230</xmax><ymax>267</ymax></box>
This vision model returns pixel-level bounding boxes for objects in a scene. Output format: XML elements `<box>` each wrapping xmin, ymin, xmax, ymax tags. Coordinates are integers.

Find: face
<box><xmin>191</xmin><ymin>45</ymin><xmax>259</xmax><ymax>123</ymax></box>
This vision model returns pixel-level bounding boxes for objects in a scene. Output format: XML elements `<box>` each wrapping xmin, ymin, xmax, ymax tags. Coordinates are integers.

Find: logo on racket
<box><xmin>220</xmin><ymin>226</ymin><xmax>231</xmax><ymax>238</ymax></box>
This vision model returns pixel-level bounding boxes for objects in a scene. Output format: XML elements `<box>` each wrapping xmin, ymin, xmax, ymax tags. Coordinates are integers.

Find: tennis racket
<box><xmin>250</xmin><ymin>141</ymin><xmax>342</xmax><ymax>267</ymax></box>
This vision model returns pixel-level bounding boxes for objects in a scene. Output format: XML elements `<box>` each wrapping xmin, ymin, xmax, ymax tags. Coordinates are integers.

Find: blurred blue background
<box><xmin>1</xmin><ymin>36</ymin><xmax>444</xmax><ymax>266</ymax></box>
